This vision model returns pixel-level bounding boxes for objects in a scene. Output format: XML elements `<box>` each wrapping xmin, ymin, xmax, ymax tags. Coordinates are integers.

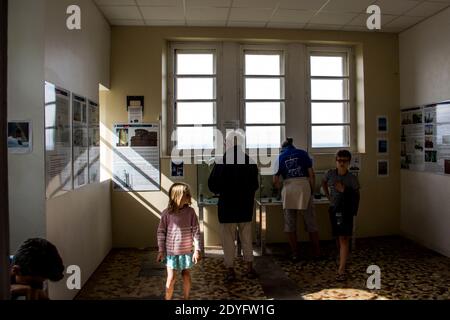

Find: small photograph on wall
<box><xmin>8</xmin><ymin>121</ymin><xmax>32</xmax><ymax>154</ymax></box>
<box><xmin>412</xmin><ymin>110</ymin><xmax>423</xmax><ymax>124</ymax></box>
<box><xmin>377</xmin><ymin>139</ymin><xmax>388</xmax><ymax>155</ymax></box>
<box><xmin>377</xmin><ymin>116</ymin><xmax>388</xmax><ymax>133</ymax></box>
<box><xmin>424</xmin><ymin>124</ymin><xmax>434</xmax><ymax>136</ymax></box>
<box><xmin>377</xmin><ymin>160</ymin><xmax>389</xmax><ymax>177</ymax></box>
<box><xmin>424</xmin><ymin>150</ymin><xmax>437</xmax><ymax>163</ymax></box>
<box><xmin>425</xmin><ymin>136</ymin><xmax>435</xmax><ymax>149</ymax></box>
<box><xmin>349</xmin><ymin>154</ymin><xmax>361</xmax><ymax>172</ymax></box>
<box><xmin>170</xmin><ymin>160</ymin><xmax>184</xmax><ymax>179</ymax></box>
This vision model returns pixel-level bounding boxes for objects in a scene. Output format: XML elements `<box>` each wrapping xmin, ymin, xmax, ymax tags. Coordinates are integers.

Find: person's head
<box><xmin>335</xmin><ymin>149</ymin><xmax>352</xmax><ymax>171</ymax></box>
<box><xmin>281</xmin><ymin>137</ymin><xmax>294</xmax><ymax>150</ymax></box>
<box><xmin>168</xmin><ymin>183</ymin><xmax>192</xmax><ymax>213</ymax></box>
<box><xmin>224</xmin><ymin>130</ymin><xmax>245</xmax><ymax>151</ymax></box>
<box><xmin>11</xmin><ymin>238</ymin><xmax>64</xmax><ymax>288</ymax></box>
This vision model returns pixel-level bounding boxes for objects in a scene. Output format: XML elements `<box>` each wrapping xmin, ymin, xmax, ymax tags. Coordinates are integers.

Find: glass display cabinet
<box><xmin>257</xmin><ymin>170</ymin><xmax>329</xmax><ymax>203</ymax></box>
<box><xmin>196</xmin><ymin>157</ymin><xmax>218</xmax><ymax>206</ymax></box>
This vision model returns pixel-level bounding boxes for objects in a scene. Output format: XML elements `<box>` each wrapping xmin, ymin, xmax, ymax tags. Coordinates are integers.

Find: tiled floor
<box><xmin>76</xmin><ymin>236</ymin><xmax>450</xmax><ymax>300</ymax></box>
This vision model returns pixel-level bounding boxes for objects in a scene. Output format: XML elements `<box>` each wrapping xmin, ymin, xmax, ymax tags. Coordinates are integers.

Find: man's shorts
<box><xmin>283</xmin><ymin>201</ymin><xmax>318</xmax><ymax>233</ymax></box>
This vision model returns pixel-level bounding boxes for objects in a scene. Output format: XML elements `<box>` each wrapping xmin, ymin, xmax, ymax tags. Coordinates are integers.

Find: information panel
<box><xmin>88</xmin><ymin>100</ymin><xmax>100</xmax><ymax>184</ymax></box>
<box><xmin>45</xmin><ymin>82</ymin><xmax>72</xmax><ymax>199</ymax></box>
<box><xmin>72</xmin><ymin>94</ymin><xmax>88</xmax><ymax>188</ymax></box>
<box><xmin>113</xmin><ymin>123</ymin><xmax>161</xmax><ymax>191</ymax></box>
<box><xmin>401</xmin><ymin>102</ymin><xmax>450</xmax><ymax>175</ymax></box>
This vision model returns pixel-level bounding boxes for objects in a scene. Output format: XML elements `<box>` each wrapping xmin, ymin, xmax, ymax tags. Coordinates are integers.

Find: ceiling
<box><xmin>94</xmin><ymin>0</ymin><xmax>450</xmax><ymax>33</ymax></box>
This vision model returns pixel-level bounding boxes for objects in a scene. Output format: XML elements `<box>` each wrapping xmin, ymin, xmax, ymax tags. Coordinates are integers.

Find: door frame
<box><xmin>0</xmin><ymin>0</ymin><xmax>10</xmax><ymax>300</ymax></box>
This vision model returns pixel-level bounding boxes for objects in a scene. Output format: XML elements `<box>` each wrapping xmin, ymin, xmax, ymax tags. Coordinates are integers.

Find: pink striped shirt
<box><xmin>157</xmin><ymin>206</ymin><xmax>202</xmax><ymax>256</ymax></box>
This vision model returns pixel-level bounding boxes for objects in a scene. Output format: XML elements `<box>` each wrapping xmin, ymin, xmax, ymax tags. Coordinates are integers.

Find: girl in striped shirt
<box><xmin>157</xmin><ymin>182</ymin><xmax>202</xmax><ymax>300</ymax></box>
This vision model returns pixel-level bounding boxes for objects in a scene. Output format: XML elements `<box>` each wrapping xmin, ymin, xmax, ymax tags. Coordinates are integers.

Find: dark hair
<box><xmin>12</xmin><ymin>238</ymin><xmax>65</xmax><ymax>282</ymax></box>
<box><xmin>281</xmin><ymin>137</ymin><xmax>294</xmax><ymax>149</ymax></box>
<box><xmin>336</xmin><ymin>149</ymin><xmax>352</xmax><ymax>161</ymax></box>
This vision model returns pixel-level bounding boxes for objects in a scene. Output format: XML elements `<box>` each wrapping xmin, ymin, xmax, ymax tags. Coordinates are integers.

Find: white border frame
<box><xmin>377</xmin><ymin>115</ymin><xmax>388</xmax><ymax>134</ymax></box>
<box><xmin>377</xmin><ymin>159</ymin><xmax>389</xmax><ymax>177</ymax></box>
<box><xmin>7</xmin><ymin>120</ymin><xmax>32</xmax><ymax>154</ymax></box>
<box><xmin>376</xmin><ymin>138</ymin><xmax>389</xmax><ymax>155</ymax></box>
<box><xmin>72</xmin><ymin>93</ymin><xmax>88</xmax><ymax>190</ymax></box>
<box><xmin>170</xmin><ymin>159</ymin><xmax>185</xmax><ymax>180</ymax></box>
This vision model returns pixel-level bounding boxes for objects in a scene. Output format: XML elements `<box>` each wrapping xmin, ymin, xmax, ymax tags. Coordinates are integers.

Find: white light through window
<box><xmin>244</xmin><ymin>51</ymin><xmax>285</xmax><ymax>149</ymax></box>
<box><xmin>309</xmin><ymin>51</ymin><xmax>350</xmax><ymax>148</ymax></box>
<box><xmin>174</xmin><ymin>50</ymin><xmax>216</xmax><ymax>149</ymax></box>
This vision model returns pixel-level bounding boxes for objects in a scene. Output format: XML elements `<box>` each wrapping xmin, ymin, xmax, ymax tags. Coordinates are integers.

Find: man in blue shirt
<box><xmin>273</xmin><ymin>138</ymin><xmax>321</xmax><ymax>261</ymax></box>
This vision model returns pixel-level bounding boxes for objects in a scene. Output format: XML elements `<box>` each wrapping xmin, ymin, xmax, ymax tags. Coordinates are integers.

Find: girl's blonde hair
<box><xmin>167</xmin><ymin>183</ymin><xmax>192</xmax><ymax>213</ymax></box>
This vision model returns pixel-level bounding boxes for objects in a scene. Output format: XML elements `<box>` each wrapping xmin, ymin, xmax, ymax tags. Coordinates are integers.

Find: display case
<box><xmin>196</xmin><ymin>159</ymin><xmax>349</xmax><ymax>206</ymax></box>
<box><xmin>257</xmin><ymin>170</ymin><xmax>329</xmax><ymax>203</ymax></box>
<box><xmin>196</xmin><ymin>158</ymin><xmax>218</xmax><ymax>206</ymax></box>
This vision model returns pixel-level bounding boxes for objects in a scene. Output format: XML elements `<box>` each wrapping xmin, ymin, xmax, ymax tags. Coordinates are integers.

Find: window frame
<box><xmin>306</xmin><ymin>46</ymin><xmax>356</xmax><ymax>153</ymax></box>
<box><xmin>240</xmin><ymin>45</ymin><xmax>287</xmax><ymax>150</ymax></box>
<box><xmin>168</xmin><ymin>42</ymin><xmax>222</xmax><ymax>152</ymax></box>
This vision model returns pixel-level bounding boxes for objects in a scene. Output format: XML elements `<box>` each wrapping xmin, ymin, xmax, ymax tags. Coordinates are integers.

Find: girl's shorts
<box><xmin>163</xmin><ymin>253</ymin><xmax>194</xmax><ymax>270</ymax></box>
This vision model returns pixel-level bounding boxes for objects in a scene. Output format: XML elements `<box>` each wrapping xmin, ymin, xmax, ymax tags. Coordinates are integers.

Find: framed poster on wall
<box><xmin>377</xmin><ymin>116</ymin><xmax>388</xmax><ymax>134</ymax></box>
<box><xmin>377</xmin><ymin>138</ymin><xmax>389</xmax><ymax>155</ymax></box>
<box><xmin>88</xmin><ymin>100</ymin><xmax>100</xmax><ymax>184</ymax></box>
<box><xmin>401</xmin><ymin>102</ymin><xmax>450</xmax><ymax>174</ymax></box>
<box><xmin>112</xmin><ymin>123</ymin><xmax>161</xmax><ymax>192</ymax></box>
<box><xmin>44</xmin><ymin>82</ymin><xmax>72</xmax><ymax>199</ymax></box>
<box><xmin>7</xmin><ymin>121</ymin><xmax>32</xmax><ymax>154</ymax></box>
<box><xmin>72</xmin><ymin>94</ymin><xmax>88</xmax><ymax>189</ymax></box>
<box><xmin>377</xmin><ymin>160</ymin><xmax>389</xmax><ymax>177</ymax></box>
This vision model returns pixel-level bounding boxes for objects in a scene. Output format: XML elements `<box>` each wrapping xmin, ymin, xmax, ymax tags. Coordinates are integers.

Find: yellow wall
<box><xmin>106</xmin><ymin>26</ymin><xmax>400</xmax><ymax>248</ymax></box>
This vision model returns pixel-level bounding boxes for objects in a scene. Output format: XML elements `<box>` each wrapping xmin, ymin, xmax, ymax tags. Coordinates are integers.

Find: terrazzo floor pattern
<box><xmin>76</xmin><ymin>236</ymin><xmax>450</xmax><ymax>300</ymax></box>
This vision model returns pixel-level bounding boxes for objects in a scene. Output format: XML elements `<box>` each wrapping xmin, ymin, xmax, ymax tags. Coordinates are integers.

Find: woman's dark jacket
<box><xmin>208</xmin><ymin>147</ymin><xmax>259</xmax><ymax>223</ymax></box>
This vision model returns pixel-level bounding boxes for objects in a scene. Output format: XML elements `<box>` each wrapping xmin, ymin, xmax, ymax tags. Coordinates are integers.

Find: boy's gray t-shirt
<box><xmin>322</xmin><ymin>169</ymin><xmax>360</xmax><ymax>207</ymax></box>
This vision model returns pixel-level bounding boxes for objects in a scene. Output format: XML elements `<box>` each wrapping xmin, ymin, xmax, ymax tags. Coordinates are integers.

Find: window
<box><xmin>308</xmin><ymin>48</ymin><xmax>353</xmax><ymax>149</ymax></box>
<box><xmin>172</xmin><ymin>49</ymin><xmax>217</xmax><ymax>150</ymax></box>
<box><xmin>243</xmin><ymin>50</ymin><xmax>285</xmax><ymax>149</ymax></box>
<box><xmin>167</xmin><ymin>43</ymin><xmax>357</xmax><ymax>155</ymax></box>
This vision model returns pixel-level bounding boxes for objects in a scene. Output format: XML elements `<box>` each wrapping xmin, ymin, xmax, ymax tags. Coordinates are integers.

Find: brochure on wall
<box><xmin>72</xmin><ymin>94</ymin><xmax>89</xmax><ymax>189</ymax></box>
<box><xmin>44</xmin><ymin>82</ymin><xmax>72</xmax><ymax>199</ymax></box>
<box><xmin>128</xmin><ymin>106</ymin><xmax>142</xmax><ymax>124</ymax></box>
<box><xmin>88</xmin><ymin>100</ymin><xmax>100</xmax><ymax>184</ymax></box>
<box><xmin>349</xmin><ymin>154</ymin><xmax>361</xmax><ymax>172</ymax></box>
<box><xmin>401</xmin><ymin>102</ymin><xmax>450</xmax><ymax>174</ymax></box>
<box><xmin>112</xmin><ymin>123</ymin><xmax>161</xmax><ymax>191</ymax></box>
